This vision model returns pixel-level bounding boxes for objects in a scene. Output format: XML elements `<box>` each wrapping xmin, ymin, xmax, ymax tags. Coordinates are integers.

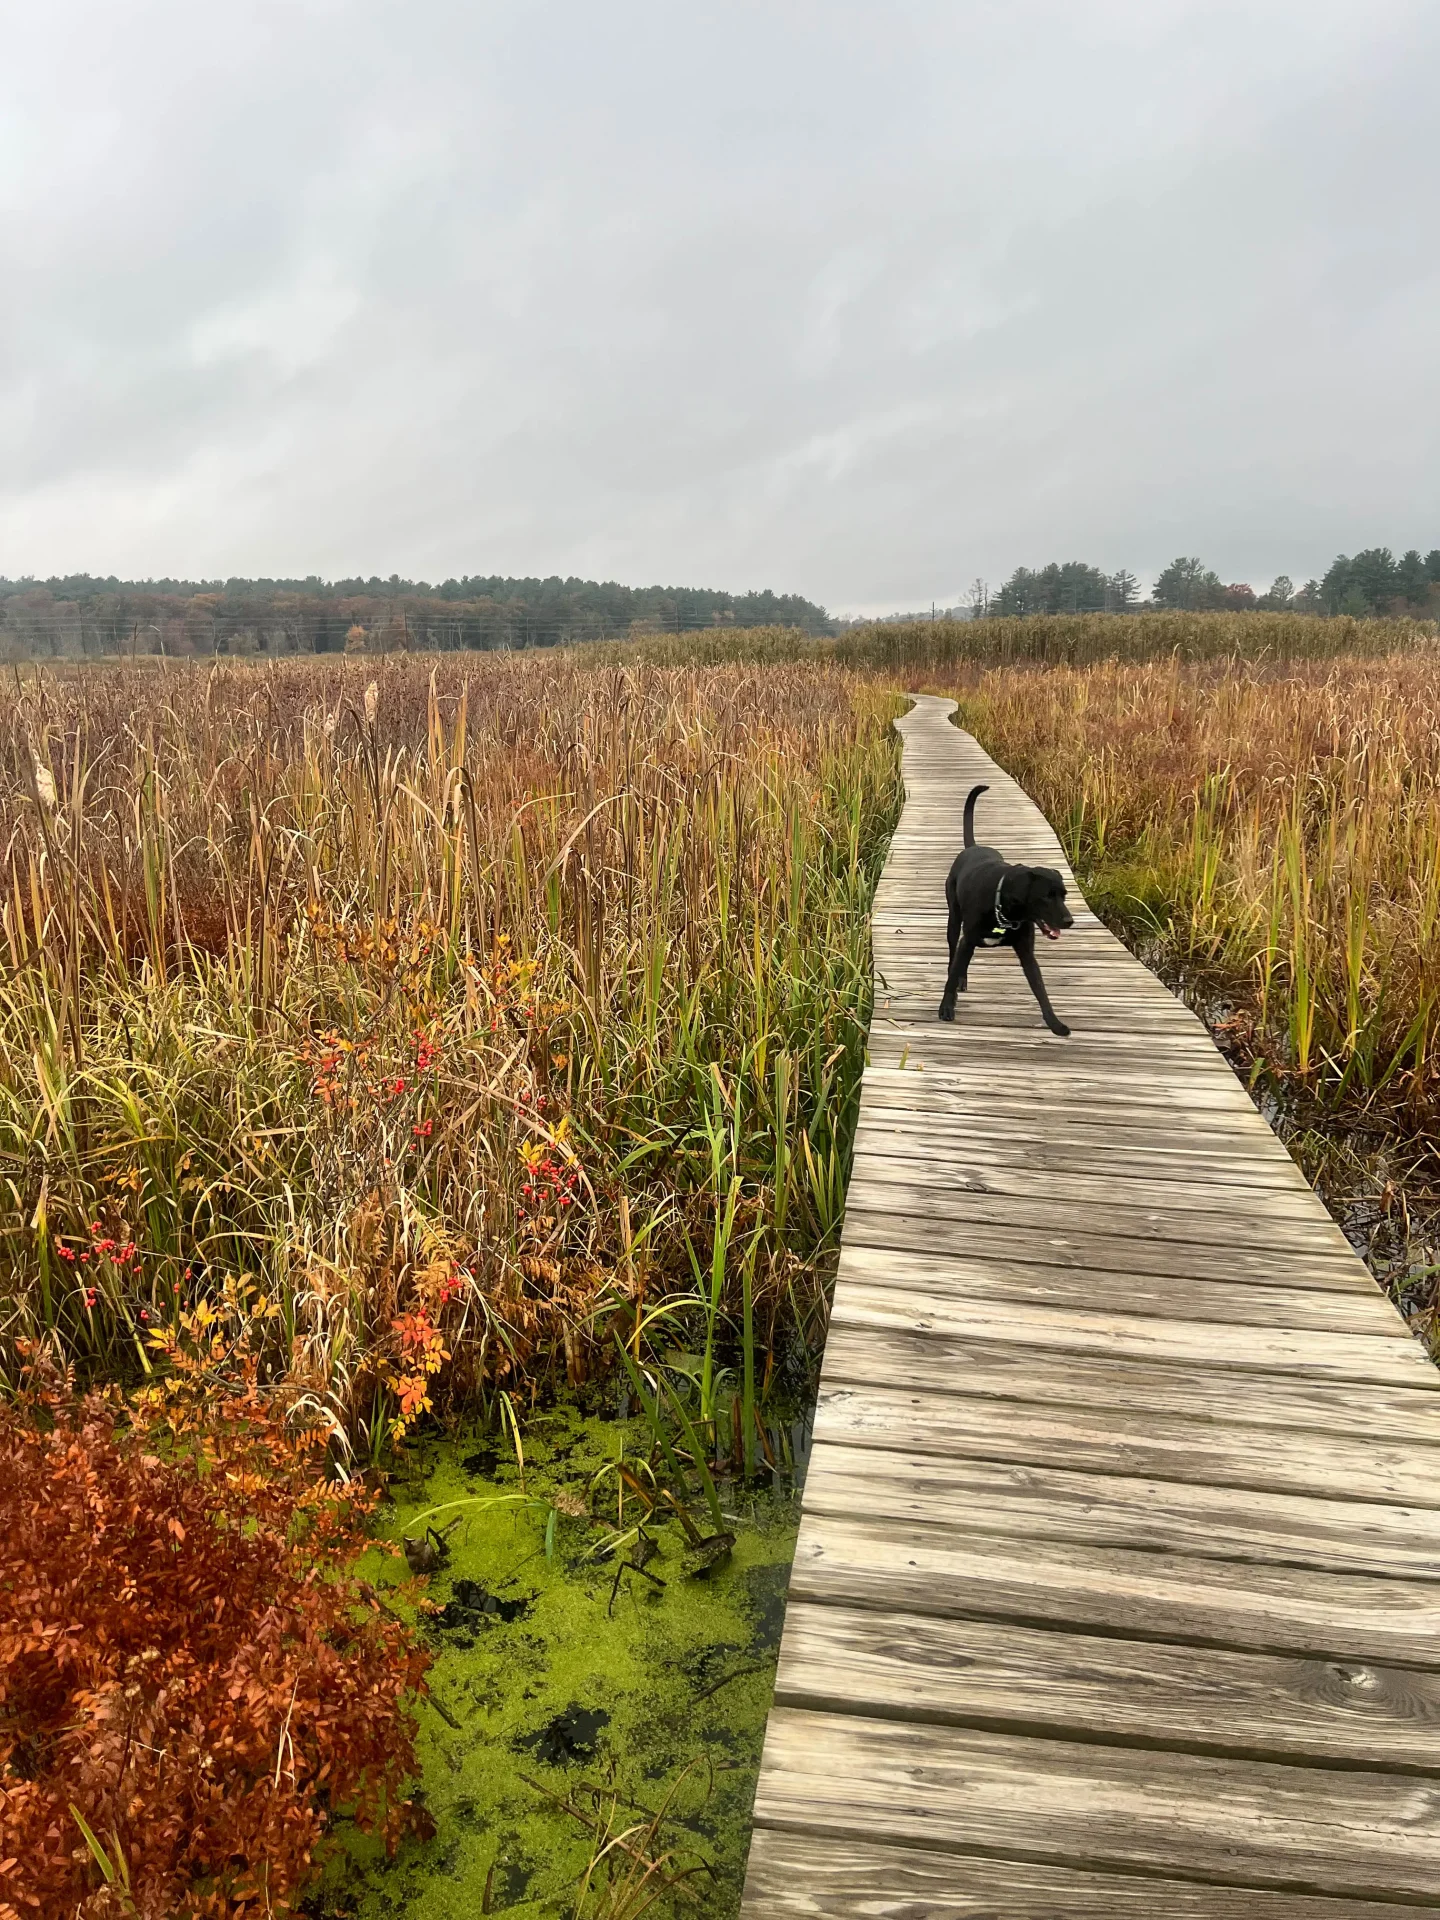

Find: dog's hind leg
<box><xmin>1014</xmin><ymin>926</ymin><xmax>1070</xmax><ymax>1037</ymax></box>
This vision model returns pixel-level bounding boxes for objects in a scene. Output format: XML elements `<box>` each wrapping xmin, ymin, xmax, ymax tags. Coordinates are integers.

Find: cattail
<box><xmin>33</xmin><ymin>759</ymin><xmax>56</xmax><ymax>809</ymax></box>
<box><xmin>364</xmin><ymin>681</ymin><xmax>379</xmax><ymax>725</ymax></box>
<box><xmin>323</xmin><ymin>707</ymin><xmax>339</xmax><ymax>739</ymax></box>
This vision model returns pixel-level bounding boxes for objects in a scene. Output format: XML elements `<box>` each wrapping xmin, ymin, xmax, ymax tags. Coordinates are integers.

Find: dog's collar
<box><xmin>993</xmin><ymin>875</ymin><xmax>1023</xmax><ymax>931</ymax></box>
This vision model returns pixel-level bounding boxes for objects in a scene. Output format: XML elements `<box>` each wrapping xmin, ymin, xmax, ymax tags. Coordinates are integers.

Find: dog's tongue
<box><xmin>1040</xmin><ymin>924</ymin><xmax>1061</xmax><ymax>941</ymax></box>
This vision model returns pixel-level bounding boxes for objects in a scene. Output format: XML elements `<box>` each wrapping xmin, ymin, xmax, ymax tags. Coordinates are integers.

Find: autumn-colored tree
<box><xmin>0</xmin><ymin>1360</ymin><xmax>431</xmax><ymax>1918</ymax></box>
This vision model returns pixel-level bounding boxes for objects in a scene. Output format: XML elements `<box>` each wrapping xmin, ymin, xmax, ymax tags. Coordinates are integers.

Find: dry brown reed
<box><xmin>0</xmin><ymin>653</ymin><xmax>900</xmax><ymax>1457</ymax></box>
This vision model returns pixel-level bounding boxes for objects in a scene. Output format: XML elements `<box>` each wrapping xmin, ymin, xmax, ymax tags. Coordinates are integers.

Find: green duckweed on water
<box><xmin>319</xmin><ymin>1399</ymin><xmax>802</xmax><ymax>1918</ymax></box>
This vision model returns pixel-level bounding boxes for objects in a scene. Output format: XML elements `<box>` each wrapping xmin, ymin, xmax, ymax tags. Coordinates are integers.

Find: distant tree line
<box><xmin>984</xmin><ymin>546</ymin><xmax>1440</xmax><ymax>619</ymax></box>
<box><xmin>0</xmin><ymin>572</ymin><xmax>835</xmax><ymax>660</ymax></box>
<box><xmin>989</xmin><ymin>563</ymin><xmax>1143</xmax><ymax>617</ymax></box>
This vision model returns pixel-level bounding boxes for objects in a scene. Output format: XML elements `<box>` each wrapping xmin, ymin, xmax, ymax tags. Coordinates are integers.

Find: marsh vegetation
<box><xmin>0</xmin><ymin>651</ymin><xmax>899</xmax><ymax>1916</ymax></box>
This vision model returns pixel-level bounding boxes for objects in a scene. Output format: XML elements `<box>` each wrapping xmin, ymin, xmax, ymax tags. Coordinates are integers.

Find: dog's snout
<box><xmin>1059</xmin><ymin>903</ymin><xmax>1075</xmax><ymax>928</ymax></box>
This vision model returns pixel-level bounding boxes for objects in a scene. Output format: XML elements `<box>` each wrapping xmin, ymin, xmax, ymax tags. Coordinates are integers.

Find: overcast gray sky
<box><xmin>3</xmin><ymin>1</ymin><xmax>1436</xmax><ymax>613</ymax></box>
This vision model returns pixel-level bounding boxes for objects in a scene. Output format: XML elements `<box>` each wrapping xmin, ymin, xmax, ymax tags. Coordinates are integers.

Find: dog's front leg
<box><xmin>938</xmin><ymin>929</ymin><xmax>980</xmax><ymax>1021</ymax></box>
<box><xmin>1014</xmin><ymin>927</ymin><xmax>1070</xmax><ymax>1037</ymax></box>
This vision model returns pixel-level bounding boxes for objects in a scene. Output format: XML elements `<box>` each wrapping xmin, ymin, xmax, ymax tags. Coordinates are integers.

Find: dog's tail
<box><xmin>962</xmin><ymin>783</ymin><xmax>989</xmax><ymax>848</ymax></box>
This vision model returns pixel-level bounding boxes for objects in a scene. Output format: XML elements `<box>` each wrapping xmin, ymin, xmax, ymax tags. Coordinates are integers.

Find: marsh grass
<box><xmin>597</xmin><ymin>610</ymin><xmax>1438</xmax><ymax>672</ymax></box>
<box><xmin>0</xmin><ymin>653</ymin><xmax>901</xmax><ymax>1456</ymax></box>
<box><xmin>528</xmin><ymin>1758</ymin><xmax>717</xmax><ymax>1917</ymax></box>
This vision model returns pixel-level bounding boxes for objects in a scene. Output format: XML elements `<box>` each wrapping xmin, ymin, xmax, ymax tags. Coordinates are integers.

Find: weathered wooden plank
<box><xmin>842</xmin><ymin>1181</ymin><xmax>1351</xmax><ymax>1261</ymax></box>
<box><xmin>878</xmin><ymin>949</ymin><xmax>1170</xmax><ymax>974</ymax></box>
<box><xmin>790</xmin><ymin>1512</ymin><xmax>1440</xmax><ymax>1669</ymax></box>
<box><xmin>833</xmin><ymin>1243</ymin><xmax>1402</xmax><ymax>1334</ymax></box>
<box><xmin>817</xmin><ymin>1321</ymin><xmax>1440</xmax><ymax>1446</ymax></box>
<box><xmin>857</xmin><ymin>1095</ymin><xmax>1292</xmax><ymax>1156</ymax></box>
<box><xmin>840</xmin><ymin>1209</ymin><xmax>1396</xmax><ymax>1297</ymax></box>
<box><xmin>853</xmin><ymin>1140</ymin><xmax>1314</xmax><ymax>1199</ymax></box>
<box><xmin>821</xmin><ymin>1320</ymin><xmax>1440</xmax><ymax>1443</ymax></box>
<box><xmin>862</xmin><ymin>1060</ymin><xmax>1266</xmax><ymax>1110</ymax></box>
<box><xmin>878</xmin><ymin>971</ymin><xmax>1166</xmax><ymax>992</ymax></box>
<box><xmin>802</xmin><ymin>1442</ymin><xmax>1440</xmax><ymax>1579</ymax></box>
<box><xmin>870</xmin><ymin>1022</ymin><xmax>1230</xmax><ymax>1059</ymax></box>
<box><xmin>852</xmin><ymin>1115</ymin><xmax>1311</xmax><ymax>1187</ymax></box>
<box><xmin>742</xmin><ymin>1830</ymin><xmax>1416</xmax><ymax>1919</ymax></box>
<box><xmin>876</xmin><ymin>992</ymin><xmax>1185</xmax><ymax>1012</ymax></box>
<box><xmin>773</xmin><ymin>1602</ymin><xmax>1440</xmax><ymax>1769</ymax></box>
<box><xmin>832</xmin><ymin>1279</ymin><xmax>1436</xmax><ymax>1390</ymax></box>
<box><xmin>879</xmin><ymin>1006</ymin><xmax>1222</xmax><ymax>1035</ymax></box>
<box><xmin>849</xmin><ymin>1154</ymin><xmax>1337</xmax><ymax>1226</ymax></box>
<box><xmin>752</xmin><ymin>1709</ymin><xmax>1440</xmax><ymax>1901</ymax></box>
<box><xmin>856</xmin><ymin>1113</ymin><xmax>1305</xmax><ymax>1167</ymax></box>
<box><xmin>813</xmin><ymin>1380</ymin><xmax>1440</xmax><ymax>1507</ymax></box>
<box><xmin>877</xmin><ymin>973</ymin><xmax>1197</xmax><ymax>1004</ymax></box>
<box><xmin>876</xmin><ymin>976</ymin><xmax>1200</xmax><ymax>1009</ymax></box>
<box><xmin>878</xmin><ymin>981</ymin><xmax>1188</xmax><ymax>1001</ymax></box>
<box><xmin>860</xmin><ymin>1066</ymin><xmax>1277</xmax><ymax>1125</ymax></box>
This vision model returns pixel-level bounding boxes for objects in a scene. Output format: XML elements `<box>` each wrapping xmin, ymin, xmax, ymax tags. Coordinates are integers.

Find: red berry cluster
<box><xmin>520</xmin><ymin>1151</ymin><xmax>578</xmax><ymax>1215</ymax></box>
<box><xmin>432</xmin><ymin>1265</ymin><xmax>471</xmax><ymax>1307</ymax></box>
<box><xmin>57</xmin><ymin>1225</ymin><xmax>140</xmax><ymax>1271</ymax></box>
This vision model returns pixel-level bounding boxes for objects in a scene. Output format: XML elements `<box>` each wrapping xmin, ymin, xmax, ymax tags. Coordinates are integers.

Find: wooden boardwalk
<box><xmin>741</xmin><ymin>695</ymin><xmax>1440</xmax><ymax>1916</ymax></box>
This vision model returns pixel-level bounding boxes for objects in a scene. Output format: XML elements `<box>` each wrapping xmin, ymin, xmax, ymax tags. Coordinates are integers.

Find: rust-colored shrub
<box><xmin>0</xmin><ymin>1369</ymin><xmax>431</xmax><ymax>1918</ymax></box>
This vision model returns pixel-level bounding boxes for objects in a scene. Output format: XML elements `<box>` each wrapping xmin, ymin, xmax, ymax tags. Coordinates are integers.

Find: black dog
<box><xmin>937</xmin><ymin>784</ymin><xmax>1074</xmax><ymax>1036</ymax></box>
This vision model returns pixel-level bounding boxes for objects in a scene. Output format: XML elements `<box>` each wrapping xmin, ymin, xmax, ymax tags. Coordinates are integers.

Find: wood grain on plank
<box><xmin>773</xmin><ymin>1602</ymin><xmax>1440</xmax><ymax>1769</ymax></box>
<box><xmin>852</xmin><ymin>1119</ymin><xmax>1315</xmax><ymax>1190</ymax></box>
<box><xmin>802</xmin><ymin>1440</ymin><xmax>1440</xmax><ymax>1579</ymax></box>
<box><xmin>841</xmin><ymin>1180</ymin><xmax>1352</xmax><ymax>1261</ymax></box>
<box><xmin>868</xmin><ymin>1026</ymin><xmax>1229</xmax><ymax>1062</ymax></box>
<box><xmin>861</xmin><ymin>1062</ymin><xmax>1268</xmax><ymax>1111</ymax></box>
<box><xmin>789</xmin><ymin>1512</ymin><xmax>1440</xmax><ymax>1669</ymax></box>
<box><xmin>848</xmin><ymin>1154</ymin><xmax>1339</xmax><ymax>1226</ymax></box>
<box><xmin>879</xmin><ymin>993</ymin><xmax>1202</xmax><ymax>1026</ymax></box>
<box><xmin>830</xmin><ymin>1243</ymin><xmax>1405</xmax><ymax>1334</ymax></box>
<box><xmin>752</xmin><ymin>1708</ymin><xmax>1440</xmax><ymax>1901</ymax></box>
<box><xmin>741</xmin><ymin>1830</ymin><xmax>1428</xmax><ymax>1918</ymax></box>
<box><xmin>853</xmin><ymin>1114</ymin><xmax>1307</xmax><ymax>1180</ymax></box>
<box><xmin>856</xmin><ymin>1103</ymin><xmax>1296</xmax><ymax>1159</ymax></box>
<box><xmin>839</xmin><ymin>1211</ymin><xmax>1383</xmax><ymax>1292</ymax></box>
<box><xmin>813</xmin><ymin>1380</ymin><xmax>1440</xmax><ymax>1507</ymax></box>
<box><xmin>832</xmin><ymin>1279</ymin><xmax>1436</xmax><ymax>1390</ymax></box>
<box><xmin>817</xmin><ymin>1320</ymin><xmax>1440</xmax><ymax>1445</ymax></box>
<box><xmin>859</xmin><ymin>1068</ymin><xmax>1277</xmax><ymax>1125</ymax></box>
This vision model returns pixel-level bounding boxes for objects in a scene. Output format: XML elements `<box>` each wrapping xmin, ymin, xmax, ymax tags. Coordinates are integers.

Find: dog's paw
<box><xmin>937</xmin><ymin>1002</ymin><xmax>955</xmax><ymax>1023</ymax></box>
<box><xmin>1048</xmin><ymin>1020</ymin><xmax>1071</xmax><ymax>1039</ymax></box>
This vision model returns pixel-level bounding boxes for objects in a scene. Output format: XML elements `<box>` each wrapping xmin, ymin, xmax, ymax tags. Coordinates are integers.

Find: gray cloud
<box><xmin>2</xmin><ymin>0</ymin><xmax>1436</xmax><ymax>610</ymax></box>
